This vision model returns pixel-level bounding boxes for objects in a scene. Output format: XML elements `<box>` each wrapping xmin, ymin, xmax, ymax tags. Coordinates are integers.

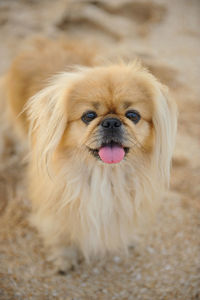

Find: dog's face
<box><xmin>28</xmin><ymin>62</ymin><xmax>177</xmax><ymax>185</ymax></box>
<box><xmin>62</xmin><ymin>65</ymin><xmax>155</xmax><ymax>164</ymax></box>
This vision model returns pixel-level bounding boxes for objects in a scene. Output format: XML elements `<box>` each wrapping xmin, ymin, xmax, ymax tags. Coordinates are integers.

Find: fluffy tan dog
<box><xmin>2</xmin><ymin>37</ymin><xmax>177</xmax><ymax>273</ymax></box>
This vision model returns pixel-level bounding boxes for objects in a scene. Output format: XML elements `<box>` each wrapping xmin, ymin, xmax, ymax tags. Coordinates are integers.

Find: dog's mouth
<box><xmin>89</xmin><ymin>142</ymin><xmax>129</xmax><ymax>164</ymax></box>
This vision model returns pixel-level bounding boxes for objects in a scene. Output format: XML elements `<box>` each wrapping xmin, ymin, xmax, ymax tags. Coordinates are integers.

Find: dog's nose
<box><xmin>101</xmin><ymin>118</ymin><xmax>122</xmax><ymax>129</ymax></box>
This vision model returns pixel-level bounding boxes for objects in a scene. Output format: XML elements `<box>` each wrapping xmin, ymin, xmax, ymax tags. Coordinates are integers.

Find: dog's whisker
<box><xmin>126</xmin><ymin>137</ymin><xmax>147</xmax><ymax>153</ymax></box>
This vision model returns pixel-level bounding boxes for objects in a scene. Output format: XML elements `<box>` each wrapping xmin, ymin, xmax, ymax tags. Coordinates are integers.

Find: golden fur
<box><xmin>2</xmin><ymin>37</ymin><xmax>177</xmax><ymax>272</ymax></box>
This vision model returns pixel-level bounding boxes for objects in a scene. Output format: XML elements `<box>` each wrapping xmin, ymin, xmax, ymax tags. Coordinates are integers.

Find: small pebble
<box><xmin>92</xmin><ymin>268</ymin><xmax>99</xmax><ymax>274</ymax></box>
<box><xmin>113</xmin><ymin>256</ymin><xmax>121</xmax><ymax>263</ymax></box>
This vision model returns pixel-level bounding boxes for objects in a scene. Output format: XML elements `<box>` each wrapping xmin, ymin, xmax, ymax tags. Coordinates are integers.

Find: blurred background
<box><xmin>0</xmin><ymin>1</ymin><xmax>199</xmax><ymax>299</ymax></box>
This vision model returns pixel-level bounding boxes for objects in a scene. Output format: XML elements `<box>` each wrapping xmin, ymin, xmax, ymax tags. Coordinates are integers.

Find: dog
<box><xmin>2</xmin><ymin>37</ymin><xmax>177</xmax><ymax>273</ymax></box>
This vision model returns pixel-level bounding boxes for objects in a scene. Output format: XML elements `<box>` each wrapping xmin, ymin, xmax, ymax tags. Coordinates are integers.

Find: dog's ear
<box><xmin>26</xmin><ymin>73</ymin><xmax>79</xmax><ymax>172</ymax></box>
<box><xmin>152</xmin><ymin>84</ymin><xmax>177</xmax><ymax>187</ymax></box>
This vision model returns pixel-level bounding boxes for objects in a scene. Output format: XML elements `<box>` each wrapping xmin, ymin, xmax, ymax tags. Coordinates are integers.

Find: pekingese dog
<box><xmin>2</xmin><ymin>37</ymin><xmax>177</xmax><ymax>273</ymax></box>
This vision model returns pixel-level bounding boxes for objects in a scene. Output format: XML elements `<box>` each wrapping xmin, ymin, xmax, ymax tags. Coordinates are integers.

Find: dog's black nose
<box><xmin>101</xmin><ymin>118</ymin><xmax>122</xmax><ymax>129</ymax></box>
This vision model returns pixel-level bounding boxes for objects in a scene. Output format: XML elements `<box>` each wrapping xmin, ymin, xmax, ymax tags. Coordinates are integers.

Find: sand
<box><xmin>0</xmin><ymin>0</ymin><xmax>199</xmax><ymax>299</ymax></box>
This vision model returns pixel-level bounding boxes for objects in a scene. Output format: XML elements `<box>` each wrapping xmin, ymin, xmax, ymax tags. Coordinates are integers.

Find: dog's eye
<box><xmin>81</xmin><ymin>111</ymin><xmax>97</xmax><ymax>124</ymax></box>
<box><xmin>125</xmin><ymin>110</ymin><xmax>141</xmax><ymax>124</ymax></box>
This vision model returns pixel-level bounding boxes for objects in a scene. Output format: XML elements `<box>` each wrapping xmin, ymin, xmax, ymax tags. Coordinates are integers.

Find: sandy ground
<box><xmin>0</xmin><ymin>0</ymin><xmax>200</xmax><ymax>299</ymax></box>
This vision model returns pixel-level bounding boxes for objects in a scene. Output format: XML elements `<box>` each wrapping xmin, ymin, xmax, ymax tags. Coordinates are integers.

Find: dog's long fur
<box><xmin>2</xmin><ymin>37</ymin><xmax>177</xmax><ymax>272</ymax></box>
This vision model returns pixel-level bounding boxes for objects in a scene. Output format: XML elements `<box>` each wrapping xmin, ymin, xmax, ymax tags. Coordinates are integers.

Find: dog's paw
<box><xmin>48</xmin><ymin>245</ymin><xmax>83</xmax><ymax>275</ymax></box>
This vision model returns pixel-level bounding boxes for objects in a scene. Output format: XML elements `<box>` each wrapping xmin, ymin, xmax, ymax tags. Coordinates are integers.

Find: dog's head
<box><xmin>28</xmin><ymin>61</ymin><xmax>177</xmax><ymax>186</ymax></box>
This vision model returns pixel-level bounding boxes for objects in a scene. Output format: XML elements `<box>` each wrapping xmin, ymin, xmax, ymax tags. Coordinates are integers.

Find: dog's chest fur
<box><xmin>57</xmin><ymin>161</ymin><xmax>137</xmax><ymax>257</ymax></box>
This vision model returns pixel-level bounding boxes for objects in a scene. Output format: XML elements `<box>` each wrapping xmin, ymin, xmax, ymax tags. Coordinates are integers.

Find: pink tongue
<box><xmin>99</xmin><ymin>145</ymin><xmax>125</xmax><ymax>164</ymax></box>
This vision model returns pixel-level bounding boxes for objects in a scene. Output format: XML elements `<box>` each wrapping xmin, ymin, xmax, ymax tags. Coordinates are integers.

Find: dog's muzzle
<box><xmin>89</xmin><ymin>117</ymin><xmax>129</xmax><ymax>164</ymax></box>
